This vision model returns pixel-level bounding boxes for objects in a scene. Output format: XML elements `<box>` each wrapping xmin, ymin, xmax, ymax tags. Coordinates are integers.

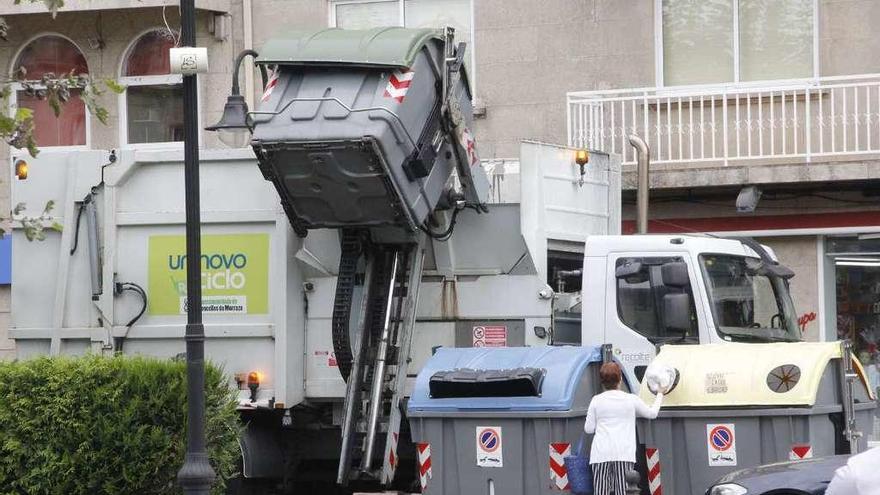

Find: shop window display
<box><xmin>832</xmin><ymin>239</ymin><xmax>880</xmax><ymax>395</ymax></box>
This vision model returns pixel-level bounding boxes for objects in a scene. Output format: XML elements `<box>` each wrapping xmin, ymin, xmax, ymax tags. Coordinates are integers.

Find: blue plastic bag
<box><xmin>564</xmin><ymin>434</ymin><xmax>593</xmax><ymax>495</ymax></box>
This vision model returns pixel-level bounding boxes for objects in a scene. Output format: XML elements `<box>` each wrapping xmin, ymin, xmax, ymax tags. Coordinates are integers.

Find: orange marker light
<box><xmin>247</xmin><ymin>371</ymin><xmax>260</xmax><ymax>387</ymax></box>
<box><xmin>247</xmin><ymin>371</ymin><xmax>260</xmax><ymax>402</ymax></box>
<box><xmin>574</xmin><ymin>149</ymin><xmax>589</xmax><ymax>166</ymax></box>
<box><xmin>14</xmin><ymin>159</ymin><xmax>28</xmax><ymax>180</ymax></box>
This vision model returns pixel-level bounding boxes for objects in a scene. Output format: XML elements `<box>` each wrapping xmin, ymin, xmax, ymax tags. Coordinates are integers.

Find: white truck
<box><xmin>9</xmin><ymin>27</ymin><xmax>812</xmax><ymax>493</ymax></box>
<box><xmin>581</xmin><ymin>234</ymin><xmax>802</xmax><ymax>383</ymax></box>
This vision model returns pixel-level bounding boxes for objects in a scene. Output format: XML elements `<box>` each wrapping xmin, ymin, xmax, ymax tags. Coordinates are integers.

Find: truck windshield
<box><xmin>699</xmin><ymin>254</ymin><xmax>801</xmax><ymax>342</ymax></box>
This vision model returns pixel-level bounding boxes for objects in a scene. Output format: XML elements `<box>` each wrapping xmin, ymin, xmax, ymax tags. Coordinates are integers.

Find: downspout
<box><xmin>628</xmin><ymin>135</ymin><xmax>650</xmax><ymax>234</ymax></box>
<box><xmin>243</xmin><ymin>0</ymin><xmax>255</xmax><ymax>109</ymax></box>
<box><xmin>84</xmin><ymin>189</ymin><xmax>102</xmax><ymax>301</ymax></box>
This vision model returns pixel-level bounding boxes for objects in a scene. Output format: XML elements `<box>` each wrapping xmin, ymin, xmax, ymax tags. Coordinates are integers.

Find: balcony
<box><xmin>567</xmin><ymin>74</ymin><xmax>880</xmax><ymax>172</ymax></box>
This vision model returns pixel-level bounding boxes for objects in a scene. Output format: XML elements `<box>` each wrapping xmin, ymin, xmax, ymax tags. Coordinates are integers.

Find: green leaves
<box><xmin>0</xmin><ymin>87</ymin><xmax>38</xmax><ymax>157</ymax></box>
<box><xmin>1</xmin><ymin>0</ymin><xmax>120</xmax><ymax>156</ymax></box>
<box><xmin>1</xmin><ymin>8</ymin><xmax>123</xmax><ymax>157</ymax></box>
<box><xmin>80</xmin><ymin>78</ymin><xmax>115</xmax><ymax>125</ymax></box>
<box><xmin>0</xmin><ymin>355</ymin><xmax>240</xmax><ymax>495</ymax></box>
<box><xmin>14</xmin><ymin>107</ymin><xmax>32</xmax><ymax>121</ymax></box>
<box><xmin>103</xmin><ymin>78</ymin><xmax>127</xmax><ymax>94</ymax></box>
<box><xmin>10</xmin><ymin>201</ymin><xmax>60</xmax><ymax>242</ymax></box>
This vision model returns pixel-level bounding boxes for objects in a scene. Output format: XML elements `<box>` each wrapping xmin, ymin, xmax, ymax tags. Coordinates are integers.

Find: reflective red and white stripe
<box><xmin>459</xmin><ymin>126</ymin><xmax>478</xmax><ymax>166</ymax></box>
<box><xmin>646</xmin><ymin>447</ymin><xmax>662</xmax><ymax>495</ymax></box>
<box><xmin>549</xmin><ymin>443</ymin><xmax>571</xmax><ymax>490</ymax></box>
<box><xmin>417</xmin><ymin>442</ymin><xmax>432</xmax><ymax>491</ymax></box>
<box><xmin>382</xmin><ymin>431</ymin><xmax>399</xmax><ymax>484</ymax></box>
<box><xmin>261</xmin><ymin>66</ymin><xmax>280</xmax><ymax>102</ymax></box>
<box><xmin>383</xmin><ymin>69</ymin><xmax>415</xmax><ymax>103</ymax></box>
<box><xmin>789</xmin><ymin>444</ymin><xmax>813</xmax><ymax>461</ymax></box>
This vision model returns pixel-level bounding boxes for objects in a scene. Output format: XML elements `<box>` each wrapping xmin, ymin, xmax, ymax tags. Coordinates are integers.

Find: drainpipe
<box><xmin>243</xmin><ymin>0</ymin><xmax>254</xmax><ymax>108</ymax></box>
<box><xmin>628</xmin><ymin>135</ymin><xmax>650</xmax><ymax>234</ymax></box>
<box><xmin>84</xmin><ymin>189</ymin><xmax>102</xmax><ymax>301</ymax></box>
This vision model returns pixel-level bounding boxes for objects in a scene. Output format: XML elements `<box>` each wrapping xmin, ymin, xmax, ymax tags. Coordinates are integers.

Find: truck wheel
<box><xmin>227</xmin><ymin>475</ymin><xmax>278</xmax><ymax>495</ymax></box>
<box><xmin>227</xmin><ymin>458</ymin><xmax>279</xmax><ymax>495</ymax></box>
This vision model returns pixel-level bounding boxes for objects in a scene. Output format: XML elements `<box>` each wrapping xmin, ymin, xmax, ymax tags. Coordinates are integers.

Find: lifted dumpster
<box><xmin>408</xmin><ymin>346</ymin><xmax>631</xmax><ymax>495</ymax></box>
<box><xmin>636</xmin><ymin>341</ymin><xmax>877</xmax><ymax>495</ymax></box>
<box><xmin>251</xmin><ymin>27</ymin><xmax>489</xmax><ymax>236</ymax></box>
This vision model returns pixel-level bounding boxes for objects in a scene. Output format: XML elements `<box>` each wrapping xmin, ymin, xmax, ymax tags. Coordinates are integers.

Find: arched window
<box><xmin>119</xmin><ymin>29</ymin><xmax>184</xmax><ymax>145</ymax></box>
<box><xmin>12</xmin><ymin>35</ymin><xmax>89</xmax><ymax>148</ymax></box>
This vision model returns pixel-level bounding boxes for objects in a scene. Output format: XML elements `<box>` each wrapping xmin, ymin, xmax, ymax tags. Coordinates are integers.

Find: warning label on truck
<box><xmin>476</xmin><ymin>426</ymin><xmax>503</xmax><ymax>467</ymax></box>
<box><xmin>706</xmin><ymin>423</ymin><xmax>737</xmax><ymax>467</ymax></box>
<box><xmin>472</xmin><ymin>326</ymin><xmax>507</xmax><ymax>347</ymax></box>
<box><xmin>312</xmin><ymin>350</ymin><xmax>338</xmax><ymax>368</ymax></box>
<box><xmin>148</xmin><ymin>233</ymin><xmax>269</xmax><ymax>315</ymax></box>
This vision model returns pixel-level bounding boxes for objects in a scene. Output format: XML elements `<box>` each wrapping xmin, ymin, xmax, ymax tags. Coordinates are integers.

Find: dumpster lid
<box><xmin>256</xmin><ymin>27</ymin><xmax>442</xmax><ymax>68</ymax></box>
<box><xmin>638</xmin><ymin>342</ymin><xmax>872</xmax><ymax>407</ymax></box>
<box><xmin>408</xmin><ymin>346</ymin><xmax>603</xmax><ymax>413</ymax></box>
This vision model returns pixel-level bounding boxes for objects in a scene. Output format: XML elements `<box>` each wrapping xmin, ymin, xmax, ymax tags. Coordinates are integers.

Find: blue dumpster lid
<box><xmin>407</xmin><ymin>346</ymin><xmax>603</xmax><ymax>414</ymax></box>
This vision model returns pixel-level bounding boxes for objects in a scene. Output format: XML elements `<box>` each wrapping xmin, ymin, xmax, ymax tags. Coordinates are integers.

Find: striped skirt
<box><xmin>591</xmin><ymin>461</ymin><xmax>634</xmax><ymax>495</ymax></box>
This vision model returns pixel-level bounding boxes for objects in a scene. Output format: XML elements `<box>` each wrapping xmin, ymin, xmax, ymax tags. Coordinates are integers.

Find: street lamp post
<box><xmin>176</xmin><ymin>0</ymin><xmax>216</xmax><ymax>493</ymax></box>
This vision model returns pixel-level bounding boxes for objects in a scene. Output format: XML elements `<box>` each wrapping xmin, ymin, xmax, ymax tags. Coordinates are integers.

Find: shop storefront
<box><xmin>825</xmin><ymin>236</ymin><xmax>880</xmax><ymax>397</ymax></box>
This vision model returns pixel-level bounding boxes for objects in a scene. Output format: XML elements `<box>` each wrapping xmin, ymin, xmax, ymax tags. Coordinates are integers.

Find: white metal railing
<box><xmin>567</xmin><ymin>74</ymin><xmax>880</xmax><ymax>166</ymax></box>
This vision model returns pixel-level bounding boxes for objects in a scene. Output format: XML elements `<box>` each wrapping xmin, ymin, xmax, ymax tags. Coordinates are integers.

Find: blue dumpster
<box><xmin>407</xmin><ymin>346</ymin><xmax>625</xmax><ymax>495</ymax></box>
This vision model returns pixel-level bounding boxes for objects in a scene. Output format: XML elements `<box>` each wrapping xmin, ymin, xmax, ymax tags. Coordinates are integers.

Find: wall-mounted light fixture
<box><xmin>736</xmin><ymin>185</ymin><xmax>762</xmax><ymax>213</ymax></box>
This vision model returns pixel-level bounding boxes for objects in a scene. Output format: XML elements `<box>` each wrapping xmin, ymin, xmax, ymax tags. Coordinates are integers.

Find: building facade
<box><xmin>566</xmin><ymin>0</ymin><xmax>880</xmax><ymax>373</ymax></box>
<box><xmin>0</xmin><ymin>1</ymin><xmax>878</xmax><ymax>377</ymax></box>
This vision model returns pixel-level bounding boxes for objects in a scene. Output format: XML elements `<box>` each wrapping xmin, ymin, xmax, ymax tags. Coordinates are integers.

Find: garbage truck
<box><xmin>8</xmin><ymin>26</ymin><xmax>876</xmax><ymax>493</ymax></box>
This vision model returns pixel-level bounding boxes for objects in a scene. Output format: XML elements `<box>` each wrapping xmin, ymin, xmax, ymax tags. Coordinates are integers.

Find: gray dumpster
<box><xmin>408</xmin><ymin>346</ymin><xmax>627</xmax><ymax>495</ymax></box>
<box><xmin>636</xmin><ymin>342</ymin><xmax>877</xmax><ymax>495</ymax></box>
<box><xmin>251</xmin><ymin>27</ymin><xmax>489</xmax><ymax>235</ymax></box>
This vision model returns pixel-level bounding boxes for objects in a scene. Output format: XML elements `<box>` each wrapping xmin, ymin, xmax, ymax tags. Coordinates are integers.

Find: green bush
<box><xmin>0</xmin><ymin>355</ymin><xmax>240</xmax><ymax>494</ymax></box>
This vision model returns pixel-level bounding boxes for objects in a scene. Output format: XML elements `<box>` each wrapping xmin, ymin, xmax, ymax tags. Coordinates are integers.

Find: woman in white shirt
<box><xmin>584</xmin><ymin>362</ymin><xmax>663</xmax><ymax>495</ymax></box>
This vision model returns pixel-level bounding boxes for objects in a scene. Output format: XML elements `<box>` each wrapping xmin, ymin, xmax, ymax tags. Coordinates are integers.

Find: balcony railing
<box><xmin>567</xmin><ymin>74</ymin><xmax>880</xmax><ymax>166</ymax></box>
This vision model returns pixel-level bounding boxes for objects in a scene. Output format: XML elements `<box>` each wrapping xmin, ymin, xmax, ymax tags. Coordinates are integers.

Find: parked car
<box><xmin>705</xmin><ymin>456</ymin><xmax>848</xmax><ymax>495</ymax></box>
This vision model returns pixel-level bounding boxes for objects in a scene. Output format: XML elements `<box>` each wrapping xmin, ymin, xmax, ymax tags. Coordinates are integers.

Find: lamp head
<box><xmin>206</xmin><ymin>94</ymin><xmax>251</xmax><ymax>148</ymax></box>
<box><xmin>736</xmin><ymin>185</ymin><xmax>762</xmax><ymax>213</ymax></box>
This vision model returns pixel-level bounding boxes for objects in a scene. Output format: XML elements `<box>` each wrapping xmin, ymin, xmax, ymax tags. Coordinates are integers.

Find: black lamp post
<box><xmin>176</xmin><ymin>0</ymin><xmax>216</xmax><ymax>493</ymax></box>
<box><xmin>206</xmin><ymin>49</ymin><xmax>262</xmax><ymax>147</ymax></box>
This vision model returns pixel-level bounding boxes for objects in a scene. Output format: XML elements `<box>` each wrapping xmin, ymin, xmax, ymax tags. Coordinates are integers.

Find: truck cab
<box><xmin>580</xmin><ymin>234</ymin><xmax>801</xmax><ymax>383</ymax></box>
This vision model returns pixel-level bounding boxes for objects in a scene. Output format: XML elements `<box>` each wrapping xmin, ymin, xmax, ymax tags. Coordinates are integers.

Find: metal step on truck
<box><xmin>9</xmin><ymin>27</ymin><xmax>877</xmax><ymax>494</ymax></box>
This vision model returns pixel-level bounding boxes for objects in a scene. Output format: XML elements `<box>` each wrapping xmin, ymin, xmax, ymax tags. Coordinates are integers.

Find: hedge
<box><xmin>0</xmin><ymin>355</ymin><xmax>241</xmax><ymax>494</ymax></box>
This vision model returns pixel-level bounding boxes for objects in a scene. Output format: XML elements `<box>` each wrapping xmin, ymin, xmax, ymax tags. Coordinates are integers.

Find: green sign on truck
<box><xmin>148</xmin><ymin>233</ymin><xmax>269</xmax><ymax>315</ymax></box>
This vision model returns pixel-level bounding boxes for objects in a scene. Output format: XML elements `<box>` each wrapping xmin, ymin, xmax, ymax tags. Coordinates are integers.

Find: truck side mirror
<box><xmin>663</xmin><ymin>293</ymin><xmax>692</xmax><ymax>335</ymax></box>
<box><xmin>661</xmin><ymin>261</ymin><xmax>689</xmax><ymax>287</ymax></box>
